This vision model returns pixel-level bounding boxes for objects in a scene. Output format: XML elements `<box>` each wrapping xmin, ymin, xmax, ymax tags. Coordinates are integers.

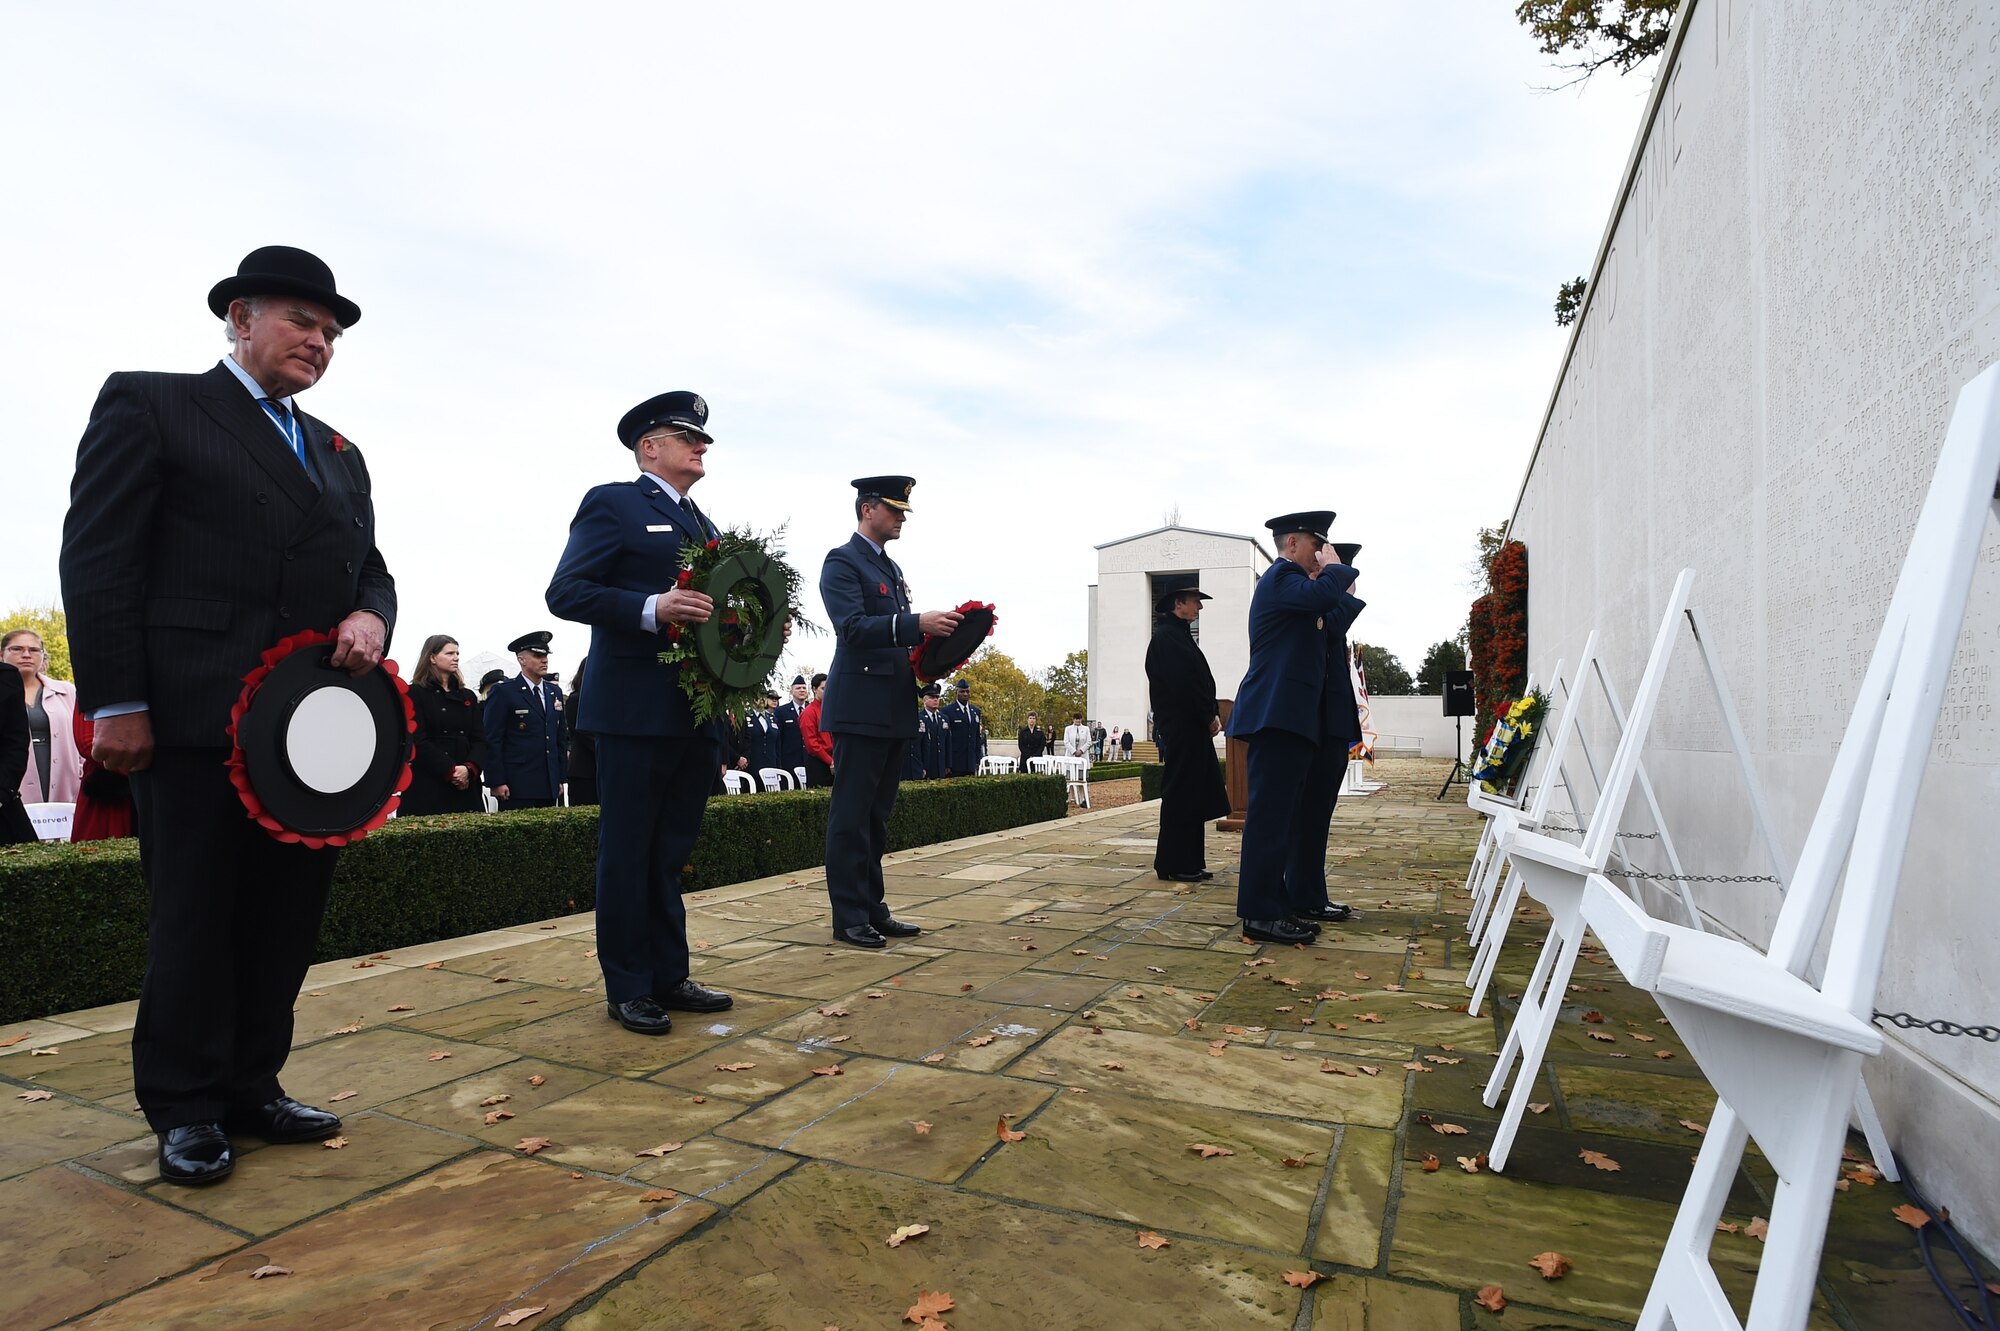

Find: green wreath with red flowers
<box><xmin>655</xmin><ymin>526</ymin><xmax>814</xmax><ymax>726</ymax></box>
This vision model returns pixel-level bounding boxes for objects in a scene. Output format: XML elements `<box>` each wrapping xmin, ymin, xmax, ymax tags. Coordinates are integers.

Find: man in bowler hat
<box><xmin>819</xmin><ymin>476</ymin><xmax>963</xmax><ymax>947</ymax></box>
<box><xmin>545</xmin><ymin>391</ymin><xmax>734</xmax><ymax>1034</ymax></box>
<box><xmin>1147</xmin><ymin>588</ymin><xmax>1229</xmax><ymax>881</ymax></box>
<box><xmin>1225</xmin><ymin>511</ymin><xmax>1357</xmax><ymax>943</ymax></box>
<box><xmin>1283</xmin><ymin>544</ymin><xmax>1366</xmax><ymax>923</ymax></box>
<box><xmin>483</xmin><ymin>630</ymin><xmax>568</xmax><ymax>809</ymax></box>
<box><xmin>59</xmin><ymin>246</ymin><xmax>394</xmax><ymax>1184</ymax></box>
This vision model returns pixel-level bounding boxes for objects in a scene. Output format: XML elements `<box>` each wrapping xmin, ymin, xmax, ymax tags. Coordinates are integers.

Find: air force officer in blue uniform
<box><xmin>1284</xmin><ymin>541</ymin><xmax>1366</xmax><ymax>925</ymax></box>
<box><xmin>482</xmin><ymin>631</ymin><xmax>566</xmax><ymax>808</ymax></box>
<box><xmin>1224</xmin><ymin>511</ymin><xmax>1357</xmax><ymax>943</ymax></box>
<box><xmin>819</xmin><ymin>476</ymin><xmax>964</xmax><ymax>948</ymax></box>
<box><xmin>545</xmin><ymin>391</ymin><xmax>735</xmax><ymax>1035</ymax></box>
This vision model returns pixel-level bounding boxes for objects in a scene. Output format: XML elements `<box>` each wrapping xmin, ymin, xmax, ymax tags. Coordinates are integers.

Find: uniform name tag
<box><xmin>647</xmin><ymin>524</ymin><xmax>674</xmax><ymax>533</ymax></box>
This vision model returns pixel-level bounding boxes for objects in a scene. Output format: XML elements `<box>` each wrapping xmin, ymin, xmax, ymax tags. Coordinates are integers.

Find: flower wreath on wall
<box><xmin>1468</xmin><ymin>538</ymin><xmax>1528</xmax><ymax>747</ymax></box>
<box><xmin>1470</xmin><ymin>689</ymin><xmax>1550</xmax><ymax>795</ymax></box>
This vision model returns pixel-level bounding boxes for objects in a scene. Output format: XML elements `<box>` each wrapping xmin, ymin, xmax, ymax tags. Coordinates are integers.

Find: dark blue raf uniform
<box><xmin>915</xmin><ymin>683</ymin><xmax>948</xmax><ymax>778</ymax></box>
<box><xmin>482</xmin><ymin>631</ymin><xmax>567</xmax><ymax>809</ymax></box>
<box><xmin>1224</xmin><ymin>512</ymin><xmax>1357</xmax><ymax>935</ymax></box>
<box><xmin>1284</xmin><ymin>544</ymin><xmax>1365</xmax><ymax>920</ymax></box>
<box><xmin>775</xmin><ymin>679</ymin><xmax>808</xmax><ymax>772</ymax></box>
<box><xmin>545</xmin><ymin>391</ymin><xmax>734</xmax><ymax>1029</ymax></box>
<box><xmin>820</xmin><ymin>477</ymin><xmax>927</xmax><ymax>944</ymax></box>
<box><xmin>941</xmin><ymin>683</ymin><xmax>985</xmax><ymax>775</ymax></box>
<box><xmin>745</xmin><ymin>702</ymin><xmax>782</xmax><ymax>773</ymax></box>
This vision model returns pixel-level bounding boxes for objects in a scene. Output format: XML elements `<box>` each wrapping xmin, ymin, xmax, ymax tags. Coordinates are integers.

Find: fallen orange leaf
<box><xmin>528</xmin><ymin>1074</ymin><xmax>547</xmax><ymax>1087</ymax></box>
<box><xmin>913</xmin><ymin>1121</ymin><xmax>933</xmax><ymax>1135</ymax></box>
<box><xmin>16</xmin><ymin>1089</ymin><xmax>54</xmax><ymax>1102</ymax></box>
<box><xmin>966</xmin><ymin>1035</ymin><xmax>996</xmax><ymax>1048</ymax></box>
<box><xmin>1186</xmin><ymin>1142</ymin><xmax>1235</xmax><ymax>1159</ymax></box>
<box><xmin>1579</xmin><ymin>1149</ymin><xmax>1622</xmax><ymax>1173</ymax></box>
<box><xmin>885</xmin><ymin>1223</ymin><xmax>930</xmax><ymax>1248</ymax></box>
<box><xmin>640</xmin><ymin>1189</ymin><xmax>678</xmax><ymax>1203</ymax></box>
<box><xmin>635</xmin><ymin>1141</ymin><xmax>682</xmax><ymax>1157</ymax></box>
<box><xmin>1282</xmin><ymin>1270</ymin><xmax>1322</xmax><ymax>1288</ymax></box>
<box><xmin>386</xmin><ymin>1004</ymin><xmax>413</xmax><ymax>1013</ymax></box>
<box><xmin>484</xmin><ymin>1110</ymin><xmax>515</xmax><ymax>1126</ymax></box>
<box><xmin>517</xmin><ymin>1136</ymin><xmax>555</xmax><ymax>1155</ymax></box>
<box><xmin>248</xmin><ymin>1264</ymin><xmax>292</xmax><ymax>1279</ymax></box>
<box><xmin>1136</xmin><ymin>1230</ymin><xmax>1170</xmax><ymax>1249</ymax></box>
<box><xmin>1430</xmin><ymin>1123</ymin><xmax>1469</xmax><ymax>1136</ymax></box>
<box><xmin>426</xmin><ymin>1051</ymin><xmax>452</xmax><ymax>1061</ymax></box>
<box><xmin>495</xmin><ymin>1308</ymin><xmax>546</xmax><ymax>1328</ymax></box>
<box><xmin>1745</xmin><ymin>1216</ymin><xmax>1770</xmax><ymax>1241</ymax></box>
<box><xmin>1420</xmin><ymin>1152</ymin><xmax>1441</xmax><ymax>1172</ymax></box>
<box><xmin>1528</xmin><ymin>1250</ymin><xmax>1572</xmax><ymax>1279</ymax></box>
<box><xmin>1891</xmin><ymin>1203</ymin><xmax>1930</xmax><ymax>1229</ymax></box>
<box><xmin>921</xmin><ymin>1053</ymin><xmax>947</xmax><ymax>1064</ymax></box>
<box><xmin>322</xmin><ymin>1136</ymin><xmax>348</xmax><ymax>1150</ymax></box>
<box><xmin>715</xmin><ymin>1062</ymin><xmax>758</xmax><ymax>1072</ymax></box>
<box><xmin>1457</xmin><ymin>1154</ymin><xmax>1484</xmax><ymax>1173</ymax></box>
<box><xmin>810</xmin><ymin>1065</ymin><xmax>843</xmax><ymax>1077</ymax></box>
<box><xmin>1475</xmin><ymin>1284</ymin><xmax>1507</xmax><ymax>1311</ymax></box>
<box><xmin>480</xmin><ymin>1094</ymin><xmax>512</xmax><ymax>1107</ymax></box>
<box><xmin>997</xmin><ymin>1118</ymin><xmax>1026</xmax><ymax>1143</ymax></box>
<box><xmin>904</xmin><ymin>1290</ymin><xmax>955</xmax><ymax>1324</ymax></box>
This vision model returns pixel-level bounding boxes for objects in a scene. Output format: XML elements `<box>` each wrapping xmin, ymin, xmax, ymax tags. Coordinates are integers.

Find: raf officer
<box><xmin>941</xmin><ymin>678</ymin><xmax>985</xmax><ymax>775</ymax></box>
<box><xmin>1225</xmin><ymin>511</ymin><xmax>1357</xmax><ymax>943</ymax></box>
<box><xmin>545</xmin><ymin>390</ymin><xmax>734</xmax><ymax>1035</ymax></box>
<box><xmin>745</xmin><ymin>691</ymin><xmax>783</xmax><ymax>774</ymax></box>
<box><xmin>820</xmin><ymin>476</ymin><xmax>963</xmax><ymax>947</ymax></box>
<box><xmin>483</xmin><ymin>631</ymin><xmax>567</xmax><ymax>809</ymax></box>
<box><xmin>1284</xmin><ymin>543</ymin><xmax>1366</xmax><ymax>923</ymax></box>
<box><xmin>917</xmin><ymin>682</ymin><xmax>949</xmax><ymax>778</ymax></box>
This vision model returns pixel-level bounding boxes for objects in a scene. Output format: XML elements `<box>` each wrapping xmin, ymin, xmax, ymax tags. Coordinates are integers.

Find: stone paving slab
<box><xmin>3</xmin><ymin>758</ymin><xmax>1983</xmax><ymax>1329</ymax></box>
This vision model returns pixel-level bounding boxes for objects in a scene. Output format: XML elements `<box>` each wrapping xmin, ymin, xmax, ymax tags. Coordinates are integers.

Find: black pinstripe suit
<box><xmin>59</xmin><ymin>361</ymin><xmax>396</xmax><ymax>1130</ymax></box>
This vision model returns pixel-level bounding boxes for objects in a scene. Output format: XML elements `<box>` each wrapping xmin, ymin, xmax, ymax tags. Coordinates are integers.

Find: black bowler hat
<box><xmin>508</xmin><ymin>630</ymin><xmax>553</xmax><ymax>654</ymax></box>
<box><xmin>1265</xmin><ymin>511</ymin><xmax>1335</xmax><ymax>542</ymax></box>
<box><xmin>1155</xmin><ymin>587</ymin><xmax>1212</xmax><ymax>614</ymax></box>
<box><xmin>1333</xmin><ymin>542</ymin><xmax>1361</xmax><ymax>564</ymax></box>
<box><xmin>852</xmin><ymin>476</ymin><xmax>916</xmax><ymax>511</ymax></box>
<box><xmin>207</xmin><ymin>246</ymin><xmax>362</xmax><ymax>328</ymax></box>
<box><xmin>618</xmin><ymin>391</ymin><xmax>711</xmax><ymax>449</ymax></box>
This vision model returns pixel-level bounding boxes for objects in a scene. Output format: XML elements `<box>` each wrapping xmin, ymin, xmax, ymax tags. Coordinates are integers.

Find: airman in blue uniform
<box><xmin>544</xmin><ymin>390</ymin><xmax>735</xmax><ymax>1037</ymax></box>
<box><xmin>482</xmin><ymin>630</ymin><xmax>567</xmax><ymax>809</ymax></box>
<box><xmin>774</xmin><ymin>675</ymin><xmax>809</xmax><ymax>774</ymax></box>
<box><xmin>916</xmin><ymin>682</ymin><xmax>949</xmax><ymax>778</ymax></box>
<box><xmin>820</xmin><ymin>476</ymin><xmax>965</xmax><ymax>947</ymax></box>
<box><xmin>1284</xmin><ymin>540</ymin><xmax>1366</xmax><ymax>924</ymax></box>
<box><xmin>941</xmin><ymin>679</ymin><xmax>985</xmax><ymax>775</ymax></box>
<box><xmin>745</xmin><ymin>692</ymin><xmax>783</xmax><ymax>774</ymax></box>
<box><xmin>1224</xmin><ymin>511</ymin><xmax>1357</xmax><ymax>943</ymax></box>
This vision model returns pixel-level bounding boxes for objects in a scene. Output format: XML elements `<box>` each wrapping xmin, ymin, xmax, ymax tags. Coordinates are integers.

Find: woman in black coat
<box><xmin>1</xmin><ymin>668</ymin><xmax>39</xmax><ymax>843</ymax></box>
<box><xmin>401</xmin><ymin>635</ymin><xmax>489</xmax><ymax>816</ymax></box>
<box><xmin>1145</xmin><ymin>589</ymin><xmax>1230</xmax><ymax>880</ymax></box>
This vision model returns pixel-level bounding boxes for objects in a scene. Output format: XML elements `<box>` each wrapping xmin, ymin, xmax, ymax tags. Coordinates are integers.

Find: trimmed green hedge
<box><xmin>1083</xmin><ymin>761</ymin><xmax>1142</xmax><ymax>782</ymax></box>
<box><xmin>0</xmin><ymin>774</ymin><xmax>1065</xmax><ymax>1025</ymax></box>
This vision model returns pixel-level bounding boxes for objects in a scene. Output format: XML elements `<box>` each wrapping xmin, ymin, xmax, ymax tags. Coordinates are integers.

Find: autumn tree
<box><xmin>1415</xmin><ymin>639</ymin><xmax>1468</xmax><ymax>694</ymax></box>
<box><xmin>1555</xmin><ymin>276</ymin><xmax>1587</xmax><ymax>327</ymax></box>
<box><xmin>953</xmin><ymin>648</ymin><xmax>1042</xmax><ymax>734</ymax></box>
<box><xmin>1</xmin><ymin>605</ymin><xmax>72</xmax><ymax>680</ymax></box>
<box><xmin>1516</xmin><ymin>0</ymin><xmax>1677</xmax><ymax>83</ymax></box>
<box><xmin>1038</xmin><ymin>649</ymin><xmax>1088</xmax><ymax>725</ymax></box>
<box><xmin>1355</xmin><ymin>644</ymin><xmax>1413</xmax><ymax>696</ymax></box>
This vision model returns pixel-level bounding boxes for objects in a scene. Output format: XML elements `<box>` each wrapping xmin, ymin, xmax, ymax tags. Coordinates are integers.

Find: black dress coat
<box><xmin>1145</xmin><ymin>615</ymin><xmax>1230</xmax><ymax>875</ymax></box>
<box><xmin>0</xmin><ymin>670</ymin><xmax>38</xmax><ymax>844</ymax></box>
<box><xmin>1017</xmin><ymin>724</ymin><xmax>1046</xmax><ymax>766</ymax></box>
<box><xmin>403</xmin><ymin>681</ymin><xmax>489</xmax><ymax>815</ymax></box>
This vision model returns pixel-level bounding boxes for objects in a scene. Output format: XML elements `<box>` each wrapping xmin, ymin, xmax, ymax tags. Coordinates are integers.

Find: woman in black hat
<box><xmin>402</xmin><ymin>635</ymin><xmax>489</xmax><ymax>816</ymax></box>
<box><xmin>1146</xmin><ymin>587</ymin><xmax>1229</xmax><ymax>880</ymax></box>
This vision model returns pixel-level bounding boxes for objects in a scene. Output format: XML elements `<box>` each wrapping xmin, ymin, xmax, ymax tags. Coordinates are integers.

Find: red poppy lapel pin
<box><xmin>879</xmin><ymin>581</ymin><xmax>889</xmax><ymax>595</ymax></box>
<box><xmin>331</xmin><ymin>434</ymin><xmax>349</xmax><ymax>452</ymax></box>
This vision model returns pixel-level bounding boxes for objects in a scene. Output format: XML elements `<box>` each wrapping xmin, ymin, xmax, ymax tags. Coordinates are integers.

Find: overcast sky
<box><xmin>0</xmin><ymin>3</ymin><xmax>1653</xmax><ymax>689</ymax></box>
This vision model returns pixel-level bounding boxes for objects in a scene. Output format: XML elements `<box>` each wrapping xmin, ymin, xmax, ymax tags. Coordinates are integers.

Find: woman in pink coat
<box><xmin>4</xmin><ymin>629</ymin><xmax>82</xmax><ymax>805</ymax></box>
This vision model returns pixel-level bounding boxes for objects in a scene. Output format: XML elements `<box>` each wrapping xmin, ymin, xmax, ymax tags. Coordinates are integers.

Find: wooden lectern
<box><xmin>1216</xmin><ymin>698</ymin><xmax>1247</xmax><ymax>832</ymax></box>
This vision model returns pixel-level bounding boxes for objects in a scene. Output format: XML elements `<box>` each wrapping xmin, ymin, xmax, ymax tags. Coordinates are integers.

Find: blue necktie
<box><xmin>259</xmin><ymin>398</ymin><xmax>317</xmax><ymax>483</ymax></box>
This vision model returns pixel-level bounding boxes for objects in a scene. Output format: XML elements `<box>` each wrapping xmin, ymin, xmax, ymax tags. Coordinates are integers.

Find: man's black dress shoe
<box><xmin>223</xmin><ymin>1096</ymin><xmax>342</xmax><ymax>1143</ymax></box>
<box><xmin>1242</xmin><ymin>918</ymin><xmax>1317</xmax><ymax>944</ymax></box>
<box><xmin>1195</xmin><ymin>870</ymin><xmax>1215</xmax><ymax>881</ymax></box>
<box><xmin>657</xmin><ymin>978</ymin><xmax>733</xmax><ymax>1012</ymax></box>
<box><xmin>1289</xmin><ymin>916</ymin><xmax>1324</xmax><ymax>936</ymax></box>
<box><xmin>1158</xmin><ymin>871</ymin><xmax>1207</xmax><ymax>882</ymax></box>
<box><xmin>873</xmin><ymin>917</ymin><xmax>922</xmax><ymax>938</ymax></box>
<box><xmin>835</xmin><ymin>924</ymin><xmax>887</xmax><ymax>949</ymax></box>
<box><xmin>158</xmin><ymin>1123</ymin><xmax>234</xmax><ymax>1185</ymax></box>
<box><xmin>607</xmin><ymin>996</ymin><xmax>674</xmax><ymax>1035</ymax></box>
<box><xmin>1297</xmin><ymin>903</ymin><xmax>1356</xmax><ymax>922</ymax></box>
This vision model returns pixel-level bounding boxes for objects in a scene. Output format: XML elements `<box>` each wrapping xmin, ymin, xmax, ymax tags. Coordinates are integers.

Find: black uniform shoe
<box><xmin>1289</xmin><ymin>916</ymin><xmax>1324</xmax><ymax>936</ymax></box>
<box><xmin>657</xmin><ymin>978</ymin><xmax>733</xmax><ymax>1012</ymax></box>
<box><xmin>158</xmin><ymin>1123</ymin><xmax>234</xmax><ymax>1185</ymax></box>
<box><xmin>1158</xmin><ymin>871</ymin><xmax>1207</xmax><ymax>882</ymax></box>
<box><xmin>224</xmin><ymin>1096</ymin><xmax>342</xmax><ymax>1143</ymax></box>
<box><xmin>835</xmin><ymin>924</ymin><xmax>887</xmax><ymax>949</ymax></box>
<box><xmin>1242</xmin><ymin>918</ymin><xmax>1317</xmax><ymax>944</ymax></box>
<box><xmin>872</xmin><ymin>917</ymin><xmax>922</xmax><ymax>937</ymax></box>
<box><xmin>607</xmin><ymin>996</ymin><xmax>674</xmax><ymax>1035</ymax></box>
<box><xmin>1195</xmin><ymin>870</ymin><xmax>1216</xmax><ymax>881</ymax></box>
<box><xmin>1296</xmin><ymin>903</ymin><xmax>1356</xmax><ymax>922</ymax></box>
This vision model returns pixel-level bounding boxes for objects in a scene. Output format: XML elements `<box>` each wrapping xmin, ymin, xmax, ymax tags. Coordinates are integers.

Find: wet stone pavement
<box><xmin>1</xmin><ymin>758</ymin><xmax>1985</xmax><ymax>1329</ymax></box>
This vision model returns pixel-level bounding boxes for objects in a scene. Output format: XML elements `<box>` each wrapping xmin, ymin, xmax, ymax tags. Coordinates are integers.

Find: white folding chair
<box><xmin>721</xmin><ymin>770</ymin><xmax>755</xmax><ymax>795</ymax></box>
<box><xmin>1478</xmin><ymin>569</ymin><xmax>1695</xmax><ymax>1170</ymax></box>
<box><xmin>1581</xmin><ymin>362</ymin><xmax>2000</xmax><ymax>1331</ymax></box>
<box><xmin>794</xmin><ymin>765</ymin><xmax>809</xmax><ymax>789</ymax></box>
<box><xmin>758</xmin><ymin>766</ymin><xmax>796</xmax><ymax>792</ymax></box>
<box><xmin>990</xmin><ymin>755</ymin><xmax>1017</xmax><ymax>774</ymax></box>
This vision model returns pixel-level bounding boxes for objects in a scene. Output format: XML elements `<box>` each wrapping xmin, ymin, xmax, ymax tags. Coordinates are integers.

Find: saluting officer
<box><xmin>820</xmin><ymin>476</ymin><xmax>963</xmax><ymax>947</ymax></box>
<box><xmin>1225</xmin><ymin>511</ymin><xmax>1357</xmax><ymax>943</ymax></box>
<box><xmin>941</xmin><ymin>678</ymin><xmax>985</xmax><ymax>775</ymax></box>
<box><xmin>1284</xmin><ymin>543</ymin><xmax>1365</xmax><ymax>923</ymax></box>
<box><xmin>483</xmin><ymin>630</ymin><xmax>567</xmax><ymax>809</ymax></box>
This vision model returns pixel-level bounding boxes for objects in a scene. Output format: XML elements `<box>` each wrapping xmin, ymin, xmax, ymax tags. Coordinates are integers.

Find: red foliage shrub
<box><xmin>1468</xmin><ymin>540</ymin><xmax>1528</xmax><ymax>745</ymax></box>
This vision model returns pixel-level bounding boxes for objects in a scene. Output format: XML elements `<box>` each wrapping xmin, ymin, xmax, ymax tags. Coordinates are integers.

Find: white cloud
<box><xmin>0</xmin><ymin>1</ymin><xmax>1653</xmax><ymax>688</ymax></box>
